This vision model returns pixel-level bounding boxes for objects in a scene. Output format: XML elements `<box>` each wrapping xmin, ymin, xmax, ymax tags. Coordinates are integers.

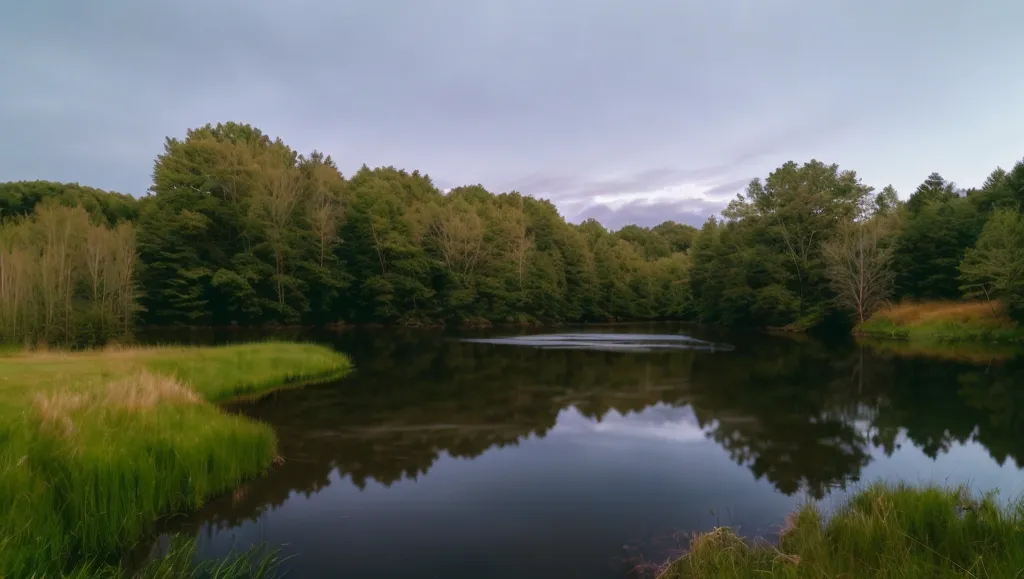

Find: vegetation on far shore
<box><xmin>659</xmin><ymin>482</ymin><xmax>1024</xmax><ymax>579</ymax></box>
<box><xmin>856</xmin><ymin>301</ymin><xmax>1023</xmax><ymax>343</ymax></box>
<box><xmin>2</xmin><ymin>122</ymin><xmax>1023</xmax><ymax>343</ymax></box>
<box><xmin>0</xmin><ymin>341</ymin><xmax>350</xmax><ymax>578</ymax></box>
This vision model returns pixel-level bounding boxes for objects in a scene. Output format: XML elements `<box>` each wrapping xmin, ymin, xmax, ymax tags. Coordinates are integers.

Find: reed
<box><xmin>659</xmin><ymin>482</ymin><xmax>1024</xmax><ymax>578</ymax></box>
<box><xmin>0</xmin><ymin>342</ymin><xmax>350</xmax><ymax>577</ymax></box>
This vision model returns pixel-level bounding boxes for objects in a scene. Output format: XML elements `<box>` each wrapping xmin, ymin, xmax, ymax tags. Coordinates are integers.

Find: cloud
<box><xmin>568</xmin><ymin>199</ymin><xmax>724</xmax><ymax>230</ymax></box>
<box><xmin>2</xmin><ymin>0</ymin><xmax>1023</xmax><ymax>229</ymax></box>
<box><xmin>553</xmin><ymin>403</ymin><xmax>710</xmax><ymax>444</ymax></box>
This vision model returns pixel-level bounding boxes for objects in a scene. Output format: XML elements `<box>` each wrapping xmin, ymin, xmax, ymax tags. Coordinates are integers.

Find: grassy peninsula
<box><xmin>0</xmin><ymin>341</ymin><xmax>351</xmax><ymax>578</ymax></box>
<box><xmin>660</xmin><ymin>483</ymin><xmax>1024</xmax><ymax>579</ymax></box>
<box><xmin>856</xmin><ymin>301</ymin><xmax>1022</xmax><ymax>343</ymax></box>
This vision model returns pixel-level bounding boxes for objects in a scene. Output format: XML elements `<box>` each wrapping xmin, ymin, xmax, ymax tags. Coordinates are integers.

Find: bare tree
<box><xmin>84</xmin><ymin>225</ymin><xmax>113</xmax><ymax>337</ymax></box>
<box><xmin>501</xmin><ymin>198</ymin><xmax>533</xmax><ymax>291</ymax></box>
<box><xmin>0</xmin><ymin>225</ymin><xmax>31</xmax><ymax>342</ymax></box>
<box><xmin>822</xmin><ymin>218</ymin><xmax>896</xmax><ymax>323</ymax></box>
<box><xmin>431</xmin><ymin>200</ymin><xmax>485</xmax><ymax>276</ymax></box>
<box><xmin>33</xmin><ymin>203</ymin><xmax>89</xmax><ymax>343</ymax></box>
<box><xmin>307</xmin><ymin>165</ymin><xmax>343</xmax><ymax>268</ymax></box>
<box><xmin>109</xmin><ymin>222</ymin><xmax>139</xmax><ymax>335</ymax></box>
<box><xmin>253</xmin><ymin>164</ymin><xmax>304</xmax><ymax>306</ymax></box>
<box><xmin>0</xmin><ymin>203</ymin><xmax>139</xmax><ymax>346</ymax></box>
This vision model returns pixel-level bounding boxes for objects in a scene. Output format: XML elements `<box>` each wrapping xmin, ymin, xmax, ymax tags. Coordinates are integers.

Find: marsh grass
<box><xmin>857</xmin><ymin>301</ymin><xmax>1022</xmax><ymax>343</ymax></box>
<box><xmin>52</xmin><ymin>535</ymin><xmax>282</xmax><ymax>579</ymax></box>
<box><xmin>658</xmin><ymin>482</ymin><xmax>1024</xmax><ymax>578</ymax></box>
<box><xmin>0</xmin><ymin>341</ymin><xmax>350</xmax><ymax>577</ymax></box>
<box><xmin>131</xmin><ymin>535</ymin><xmax>283</xmax><ymax>579</ymax></box>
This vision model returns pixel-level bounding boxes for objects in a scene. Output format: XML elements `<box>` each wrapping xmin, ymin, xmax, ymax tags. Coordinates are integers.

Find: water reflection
<box><xmin>463</xmin><ymin>332</ymin><xmax>734</xmax><ymax>352</ymax></box>
<box><xmin>138</xmin><ymin>326</ymin><xmax>1024</xmax><ymax>578</ymax></box>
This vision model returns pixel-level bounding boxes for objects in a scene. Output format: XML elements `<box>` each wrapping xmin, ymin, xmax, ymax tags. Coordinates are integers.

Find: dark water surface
<box><xmin>142</xmin><ymin>325</ymin><xmax>1024</xmax><ymax>578</ymax></box>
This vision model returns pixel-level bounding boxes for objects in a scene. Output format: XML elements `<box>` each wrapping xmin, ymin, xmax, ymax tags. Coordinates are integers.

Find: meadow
<box><xmin>0</xmin><ymin>342</ymin><xmax>350</xmax><ymax>578</ymax></box>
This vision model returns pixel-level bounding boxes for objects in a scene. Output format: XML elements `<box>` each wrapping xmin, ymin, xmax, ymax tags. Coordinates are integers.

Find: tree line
<box><xmin>689</xmin><ymin>161</ymin><xmax>1024</xmax><ymax>328</ymax></box>
<box><xmin>1</xmin><ymin>121</ymin><xmax>1022</xmax><ymax>344</ymax></box>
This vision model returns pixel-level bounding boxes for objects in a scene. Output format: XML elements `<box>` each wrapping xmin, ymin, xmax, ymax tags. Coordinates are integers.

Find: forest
<box><xmin>1</xmin><ymin>121</ymin><xmax>1023</xmax><ymax>345</ymax></box>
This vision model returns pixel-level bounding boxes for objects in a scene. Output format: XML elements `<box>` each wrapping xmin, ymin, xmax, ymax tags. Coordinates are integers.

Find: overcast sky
<box><xmin>3</xmin><ymin>1</ymin><xmax>1023</xmax><ymax>229</ymax></box>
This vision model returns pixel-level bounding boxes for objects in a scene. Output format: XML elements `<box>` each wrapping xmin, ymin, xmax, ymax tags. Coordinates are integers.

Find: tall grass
<box><xmin>659</xmin><ymin>482</ymin><xmax>1024</xmax><ymax>578</ymax></box>
<box><xmin>0</xmin><ymin>342</ymin><xmax>350</xmax><ymax>577</ymax></box>
<box><xmin>857</xmin><ymin>301</ymin><xmax>1022</xmax><ymax>343</ymax></box>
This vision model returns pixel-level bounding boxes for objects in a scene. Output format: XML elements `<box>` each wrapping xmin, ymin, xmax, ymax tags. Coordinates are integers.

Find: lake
<box><xmin>140</xmin><ymin>324</ymin><xmax>1024</xmax><ymax>578</ymax></box>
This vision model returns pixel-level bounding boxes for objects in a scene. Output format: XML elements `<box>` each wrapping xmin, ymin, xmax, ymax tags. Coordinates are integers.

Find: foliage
<box><xmin>0</xmin><ymin>201</ymin><xmax>138</xmax><ymax>346</ymax></box>
<box><xmin>892</xmin><ymin>197</ymin><xmax>984</xmax><ymax>301</ymax></box>
<box><xmin>959</xmin><ymin>207</ymin><xmax>1024</xmax><ymax>321</ymax></box>
<box><xmin>0</xmin><ymin>180</ymin><xmax>139</xmax><ymax>225</ymax></box>
<box><xmin>659</xmin><ymin>482</ymin><xmax>1024</xmax><ymax>579</ymax></box>
<box><xmin>905</xmin><ymin>172</ymin><xmax>960</xmax><ymax>214</ymax></box>
<box><xmin>0</xmin><ymin>342</ymin><xmax>350</xmax><ymax>577</ymax></box>
<box><xmin>1</xmin><ymin>122</ymin><xmax>1023</xmax><ymax>338</ymax></box>
<box><xmin>121</xmin><ymin>123</ymin><xmax>697</xmax><ymax>327</ymax></box>
<box><xmin>689</xmin><ymin>160</ymin><xmax>874</xmax><ymax>326</ymax></box>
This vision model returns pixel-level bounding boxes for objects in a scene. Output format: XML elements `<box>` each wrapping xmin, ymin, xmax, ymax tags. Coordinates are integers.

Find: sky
<box><xmin>3</xmin><ymin>0</ymin><xmax>1023</xmax><ymax>229</ymax></box>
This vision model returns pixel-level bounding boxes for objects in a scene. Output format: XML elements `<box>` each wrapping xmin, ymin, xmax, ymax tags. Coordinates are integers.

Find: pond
<box><xmin>141</xmin><ymin>324</ymin><xmax>1024</xmax><ymax>578</ymax></box>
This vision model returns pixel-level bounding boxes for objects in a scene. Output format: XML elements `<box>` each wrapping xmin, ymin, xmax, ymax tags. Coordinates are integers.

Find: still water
<box><xmin>144</xmin><ymin>325</ymin><xmax>1024</xmax><ymax>578</ymax></box>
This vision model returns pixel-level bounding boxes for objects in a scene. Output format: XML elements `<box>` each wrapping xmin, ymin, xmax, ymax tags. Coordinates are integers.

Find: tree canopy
<box><xmin>2</xmin><ymin>121</ymin><xmax>1024</xmax><ymax>344</ymax></box>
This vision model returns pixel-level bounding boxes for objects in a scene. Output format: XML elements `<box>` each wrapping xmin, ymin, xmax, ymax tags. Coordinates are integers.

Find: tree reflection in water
<box><xmin>141</xmin><ymin>326</ymin><xmax>1024</xmax><ymax>536</ymax></box>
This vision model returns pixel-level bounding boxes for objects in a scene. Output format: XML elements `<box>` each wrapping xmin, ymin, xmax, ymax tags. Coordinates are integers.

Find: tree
<box><xmin>893</xmin><ymin>197</ymin><xmax>984</xmax><ymax>300</ymax></box>
<box><xmin>717</xmin><ymin>160</ymin><xmax>872</xmax><ymax>324</ymax></box>
<box><xmin>252</xmin><ymin>162</ymin><xmax>304</xmax><ymax>318</ymax></box>
<box><xmin>822</xmin><ymin>218</ymin><xmax>896</xmax><ymax>322</ymax></box>
<box><xmin>9</xmin><ymin>120</ymin><xmax>1021</xmax><ymax>337</ymax></box>
<box><xmin>906</xmin><ymin>172</ymin><xmax>958</xmax><ymax>214</ymax></box>
<box><xmin>872</xmin><ymin>185</ymin><xmax>901</xmax><ymax>216</ymax></box>
<box><xmin>0</xmin><ymin>201</ymin><xmax>137</xmax><ymax>346</ymax></box>
<box><xmin>959</xmin><ymin>207</ymin><xmax>1024</xmax><ymax>320</ymax></box>
<box><xmin>0</xmin><ymin>181</ymin><xmax>138</xmax><ymax>225</ymax></box>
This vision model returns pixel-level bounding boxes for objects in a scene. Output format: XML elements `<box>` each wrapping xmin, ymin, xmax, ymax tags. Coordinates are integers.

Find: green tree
<box><xmin>959</xmin><ymin>207</ymin><xmax>1024</xmax><ymax>320</ymax></box>
<box><xmin>872</xmin><ymin>185</ymin><xmax>902</xmax><ymax>216</ymax></box>
<box><xmin>906</xmin><ymin>172</ymin><xmax>958</xmax><ymax>214</ymax></box>
<box><xmin>893</xmin><ymin>197</ymin><xmax>984</xmax><ymax>300</ymax></box>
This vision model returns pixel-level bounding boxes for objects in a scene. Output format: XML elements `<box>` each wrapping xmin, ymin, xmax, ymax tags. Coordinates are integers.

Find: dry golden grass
<box><xmin>33</xmin><ymin>391</ymin><xmax>89</xmax><ymax>437</ymax></box>
<box><xmin>33</xmin><ymin>371</ymin><xmax>202</xmax><ymax>437</ymax></box>
<box><xmin>875</xmin><ymin>300</ymin><xmax>1006</xmax><ymax>326</ymax></box>
<box><xmin>105</xmin><ymin>370</ymin><xmax>201</xmax><ymax>410</ymax></box>
<box><xmin>6</xmin><ymin>343</ymin><xmax>186</xmax><ymax>360</ymax></box>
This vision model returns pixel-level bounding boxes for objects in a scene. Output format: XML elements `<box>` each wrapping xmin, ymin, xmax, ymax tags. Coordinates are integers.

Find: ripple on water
<box><xmin>461</xmin><ymin>333</ymin><xmax>735</xmax><ymax>352</ymax></box>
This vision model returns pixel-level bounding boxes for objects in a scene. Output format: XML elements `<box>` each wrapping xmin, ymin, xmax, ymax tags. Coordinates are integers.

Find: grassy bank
<box><xmin>0</xmin><ymin>341</ymin><xmax>351</xmax><ymax>578</ymax></box>
<box><xmin>856</xmin><ymin>301</ymin><xmax>1023</xmax><ymax>343</ymax></box>
<box><xmin>857</xmin><ymin>336</ymin><xmax>1022</xmax><ymax>363</ymax></box>
<box><xmin>659</xmin><ymin>482</ymin><xmax>1024</xmax><ymax>578</ymax></box>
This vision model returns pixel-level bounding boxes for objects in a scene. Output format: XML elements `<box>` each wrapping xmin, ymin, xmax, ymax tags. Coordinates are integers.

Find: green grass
<box><xmin>0</xmin><ymin>342</ymin><xmax>351</xmax><ymax>578</ymax></box>
<box><xmin>659</xmin><ymin>482</ymin><xmax>1024</xmax><ymax>578</ymax></box>
<box><xmin>856</xmin><ymin>301</ymin><xmax>1024</xmax><ymax>344</ymax></box>
<box><xmin>60</xmin><ymin>536</ymin><xmax>282</xmax><ymax>579</ymax></box>
<box><xmin>857</xmin><ymin>336</ymin><xmax>1022</xmax><ymax>363</ymax></box>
